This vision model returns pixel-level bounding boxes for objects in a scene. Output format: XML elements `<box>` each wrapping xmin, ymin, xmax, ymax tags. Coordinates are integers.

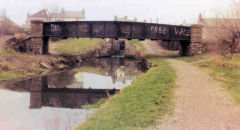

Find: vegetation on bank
<box><xmin>177</xmin><ymin>53</ymin><xmax>240</xmax><ymax>104</ymax></box>
<box><xmin>0</xmin><ymin>49</ymin><xmax>59</xmax><ymax>81</ymax></box>
<box><xmin>0</xmin><ymin>70</ymin><xmax>24</xmax><ymax>81</ymax></box>
<box><xmin>176</xmin><ymin>54</ymin><xmax>205</xmax><ymax>62</ymax></box>
<box><xmin>0</xmin><ymin>50</ymin><xmax>32</xmax><ymax>81</ymax></box>
<box><xmin>49</xmin><ymin>38</ymin><xmax>104</xmax><ymax>55</ymax></box>
<box><xmin>0</xmin><ymin>37</ymin><xmax>145</xmax><ymax>81</ymax></box>
<box><xmin>84</xmin><ymin>98</ymin><xmax>108</xmax><ymax>109</ymax></box>
<box><xmin>197</xmin><ymin>54</ymin><xmax>240</xmax><ymax>104</ymax></box>
<box><xmin>75</xmin><ymin>58</ymin><xmax>176</xmax><ymax>130</ymax></box>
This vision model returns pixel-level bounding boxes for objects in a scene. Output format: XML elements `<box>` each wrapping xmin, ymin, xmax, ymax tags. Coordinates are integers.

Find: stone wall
<box><xmin>30</xmin><ymin>20</ymin><xmax>45</xmax><ymax>54</ymax></box>
<box><xmin>31</xmin><ymin>20</ymin><xmax>43</xmax><ymax>37</ymax></box>
<box><xmin>14</xmin><ymin>37</ymin><xmax>44</xmax><ymax>54</ymax></box>
<box><xmin>189</xmin><ymin>24</ymin><xmax>207</xmax><ymax>55</ymax></box>
<box><xmin>29</xmin><ymin>37</ymin><xmax>44</xmax><ymax>54</ymax></box>
<box><xmin>14</xmin><ymin>20</ymin><xmax>47</xmax><ymax>54</ymax></box>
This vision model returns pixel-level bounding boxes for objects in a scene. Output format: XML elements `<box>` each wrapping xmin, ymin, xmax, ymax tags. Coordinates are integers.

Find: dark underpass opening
<box><xmin>180</xmin><ymin>40</ymin><xmax>190</xmax><ymax>56</ymax></box>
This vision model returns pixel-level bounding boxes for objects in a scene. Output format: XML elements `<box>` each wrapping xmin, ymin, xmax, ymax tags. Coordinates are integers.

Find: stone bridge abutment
<box><xmin>30</xmin><ymin>20</ymin><xmax>48</xmax><ymax>54</ymax></box>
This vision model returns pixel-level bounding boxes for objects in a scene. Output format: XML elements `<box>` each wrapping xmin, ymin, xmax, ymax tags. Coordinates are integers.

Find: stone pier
<box><xmin>179</xmin><ymin>24</ymin><xmax>206</xmax><ymax>56</ymax></box>
<box><xmin>30</xmin><ymin>20</ymin><xmax>48</xmax><ymax>54</ymax></box>
<box><xmin>16</xmin><ymin>20</ymin><xmax>48</xmax><ymax>54</ymax></box>
<box><xmin>189</xmin><ymin>24</ymin><xmax>206</xmax><ymax>55</ymax></box>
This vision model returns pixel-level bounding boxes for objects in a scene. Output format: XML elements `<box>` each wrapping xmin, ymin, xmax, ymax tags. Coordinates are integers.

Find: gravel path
<box><xmin>158</xmin><ymin>59</ymin><xmax>240</xmax><ymax>130</ymax></box>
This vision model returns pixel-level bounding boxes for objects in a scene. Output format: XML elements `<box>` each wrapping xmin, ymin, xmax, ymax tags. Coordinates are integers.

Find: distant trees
<box><xmin>0</xmin><ymin>18</ymin><xmax>23</xmax><ymax>36</ymax></box>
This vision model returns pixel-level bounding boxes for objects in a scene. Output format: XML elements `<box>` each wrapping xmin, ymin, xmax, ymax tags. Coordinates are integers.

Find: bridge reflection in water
<box><xmin>4</xmin><ymin>58</ymin><xmax>146</xmax><ymax>110</ymax></box>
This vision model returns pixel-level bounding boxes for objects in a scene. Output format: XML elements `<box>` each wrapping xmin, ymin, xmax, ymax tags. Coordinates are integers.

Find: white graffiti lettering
<box><xmin>51</xmin><ymin>24</ymin><xmax>61</xmax><ymax>32</ymax></box>
<box><xmin>151</xmin><ymin>26</ymin><xmax>168</xmax><ymax>35</ymax></box>
<box><xmin>174</xmin><ymin>27</ymin><xmax>190</xmax><ymax>36</ymax></box>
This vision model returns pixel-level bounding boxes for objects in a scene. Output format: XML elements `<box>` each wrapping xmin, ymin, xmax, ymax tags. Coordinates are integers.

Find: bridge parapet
<box><xmin>42</xmin><ymin>21</ymin><xmax>191</xmax><ymax>41</ymax></box>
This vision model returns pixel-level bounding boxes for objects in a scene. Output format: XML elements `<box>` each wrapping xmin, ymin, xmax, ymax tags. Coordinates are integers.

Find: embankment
<box><xmin>74</xmin><ymin>58</ymin><xmax>176</xmax><ymax>130</ymax></box>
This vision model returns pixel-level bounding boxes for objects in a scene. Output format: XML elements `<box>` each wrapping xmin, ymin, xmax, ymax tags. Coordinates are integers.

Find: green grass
<box><xmin>0</xmin><ymin>49</ymin><xmax>26</xmax><ymax>57</ymax></box>
<box><xmin>198</xmin><ymin>54</ymin><xmax>240</xmax><ymax>104</ymax></box>
<box><xmin>0</xmin><ymin>50</ymin><xmax>27</xmax><ymax>81</ymax></box>
<box><xmin>0</xmin><ymin>71</ymin><xmax>24</xmax><ymax>81</ymax></box>
<box><xmin>176</xmin><ymin>54</ymin><xmax>204</xmax><ymax>62</ymax></box>
<box><xmin>0</xmin><ymin>49</ymin><xmax>56</xmax><ymax>81</ymax></box>
<box><xmin>75</xmin><ymin>58</ymin><xmax>176</xmax><ymax>130</ymax></box>
<box><xmin>84</xmin><ymin>99</ymin><xmax>108</xmax><ymax>109</ymax></box>
<box><xmin>49</xmin><ymin>38</ymin><xmax>103</xmax><ymax>55</ymax></box>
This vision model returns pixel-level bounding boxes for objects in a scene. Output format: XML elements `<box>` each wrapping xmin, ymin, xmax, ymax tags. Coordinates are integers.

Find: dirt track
<box><xmin>158</xmin><ymin>59</ymin><xmax>240</xmax><ymax>130</ymax></box>
<box><xmin>141</xmin><ymin>40</ymin><xmax>178</xmax><ymax>56</ymax></box>
<box><xmin>142</xmin><ymin>40</ymin><xmax>165</xmax><ymax>54</ymax></box>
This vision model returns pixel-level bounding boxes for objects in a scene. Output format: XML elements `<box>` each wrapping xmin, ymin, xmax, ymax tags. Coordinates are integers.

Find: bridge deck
<box><xmin>43</xmin><ymin>21</ymin><xmax>191</xmax><ymax>41</ymax></box>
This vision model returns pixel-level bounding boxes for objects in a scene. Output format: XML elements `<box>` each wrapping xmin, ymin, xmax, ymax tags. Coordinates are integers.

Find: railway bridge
<box><xmin>21</xmin><ymin>20</ymin><xmax>205</xmax><ymax>56</ymax></box>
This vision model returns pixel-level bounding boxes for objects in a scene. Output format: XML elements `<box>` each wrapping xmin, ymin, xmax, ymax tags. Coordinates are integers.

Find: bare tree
<box><xmin>207</xmin><ymin>0</ymin><xmax>240</xmax><ymax>54</ymax></box>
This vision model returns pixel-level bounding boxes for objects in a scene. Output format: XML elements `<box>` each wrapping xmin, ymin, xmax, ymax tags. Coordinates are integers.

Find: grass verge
<box><xmin>0</xmin><ymin>49</ymin><xmax>57</xmax><ymax>81</ymax></box>
<box><xmin>197</xmin><ymin>54</ymin><xmax>240</xmax><ymax>104</ymax></box>
<box><xmin>176</xmin><ymin>54</ymin><xmax>204</xmax><ymax>62</ymax></box>
<box><xmin>0</xmin><ymin>71</ymin><xmax>25</xmax><ymax>81</ymax></box>
<box><xmin>49</xmin><ymin>38</ymin><xmax>103</xmax><ymax>55</ymax></box>
<box><xmin>84</xmin><ymin>99</ymin><xmax>108</xmax><ymax>109</ymax></box>
<box><xmin>75</xmin><ymin>58</ymin><xmax>176</xmax><ymax>130</ymax></box>
<box><xmin>0</xmin><ymin>50</ymin><xmax>33</xmax><ymax>81</ymax></box>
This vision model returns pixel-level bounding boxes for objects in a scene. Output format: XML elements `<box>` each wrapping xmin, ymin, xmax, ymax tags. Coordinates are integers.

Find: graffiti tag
<box><xmin>51</xmin><ymin>24</ymin><xmax>61</xmax><ymax>32</ymax></box>
<box><xmin>151</xmin><ymin>26</ymin><xmax>168</xmax><ymax>35</ymax></box>
<box><xmin>174</xmin><ymin>27</ymin><xmax>190</xmax><ymax>37</ymax></box>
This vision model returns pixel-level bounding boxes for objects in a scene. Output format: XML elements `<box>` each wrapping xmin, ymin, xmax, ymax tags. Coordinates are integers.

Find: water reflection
<box><xmin>0</xmin><ymin>58</ymin><xmax>147</xmax><ymax>130</ymax></box>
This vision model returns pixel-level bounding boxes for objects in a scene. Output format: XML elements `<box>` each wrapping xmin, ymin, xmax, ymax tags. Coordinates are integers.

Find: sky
<box><xmin>0</xmin><ymin>0</ymin><xmax>232</xmax><ymax>25</ymax></box>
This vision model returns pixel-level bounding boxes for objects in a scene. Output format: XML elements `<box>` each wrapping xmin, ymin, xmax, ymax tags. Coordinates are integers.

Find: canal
<box><xmin>0</xmin><ymin>58</ymin><xmax>147</xmax><ymax>130</ymax></box>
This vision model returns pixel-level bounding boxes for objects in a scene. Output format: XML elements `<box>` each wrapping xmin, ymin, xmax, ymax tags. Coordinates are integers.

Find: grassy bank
<box><xmin>177</xmin><ymin>53</ymin><xmax>240</xmax><ymax>104</ymax></box>
<box><xmin>75</xmin><ymin>58</ymin><xmax>176</xmax><ymax>130</ymax></box>
<box><xmin>49</xmin><ymin>38</ymin><xmax>104</xmax><ymax>55</ymax></box>
<box><xmin>176</xmin><ymin>54</ymin><xmax>204</xmax><ymax>62</ymax></box>
<box><xmin>0</xmin><ymin>50</ymin><xmax>35</xmax><ymax>81</ymax></box>
<box><xmin>0</xmin><ymin>49</ymin><xmax>59</xmax><ymax>81</ymax></box>
<box><xmin>197</xmin><ymin>54</ymin><xmax>240</xmax><ymax>104</ymax></box>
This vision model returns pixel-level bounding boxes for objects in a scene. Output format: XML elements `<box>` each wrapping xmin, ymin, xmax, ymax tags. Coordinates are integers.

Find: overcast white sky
<box><xmin>0</xmin><ymin>0</ymin><xmax>232</xmax><ymax>25</ymax></box>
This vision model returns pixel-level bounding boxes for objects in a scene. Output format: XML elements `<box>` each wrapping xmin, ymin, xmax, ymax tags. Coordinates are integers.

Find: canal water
<box><xmin>0</xmin><ymin>58</ymin><xmax>147</xmax><ymax>130</ymax></box>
